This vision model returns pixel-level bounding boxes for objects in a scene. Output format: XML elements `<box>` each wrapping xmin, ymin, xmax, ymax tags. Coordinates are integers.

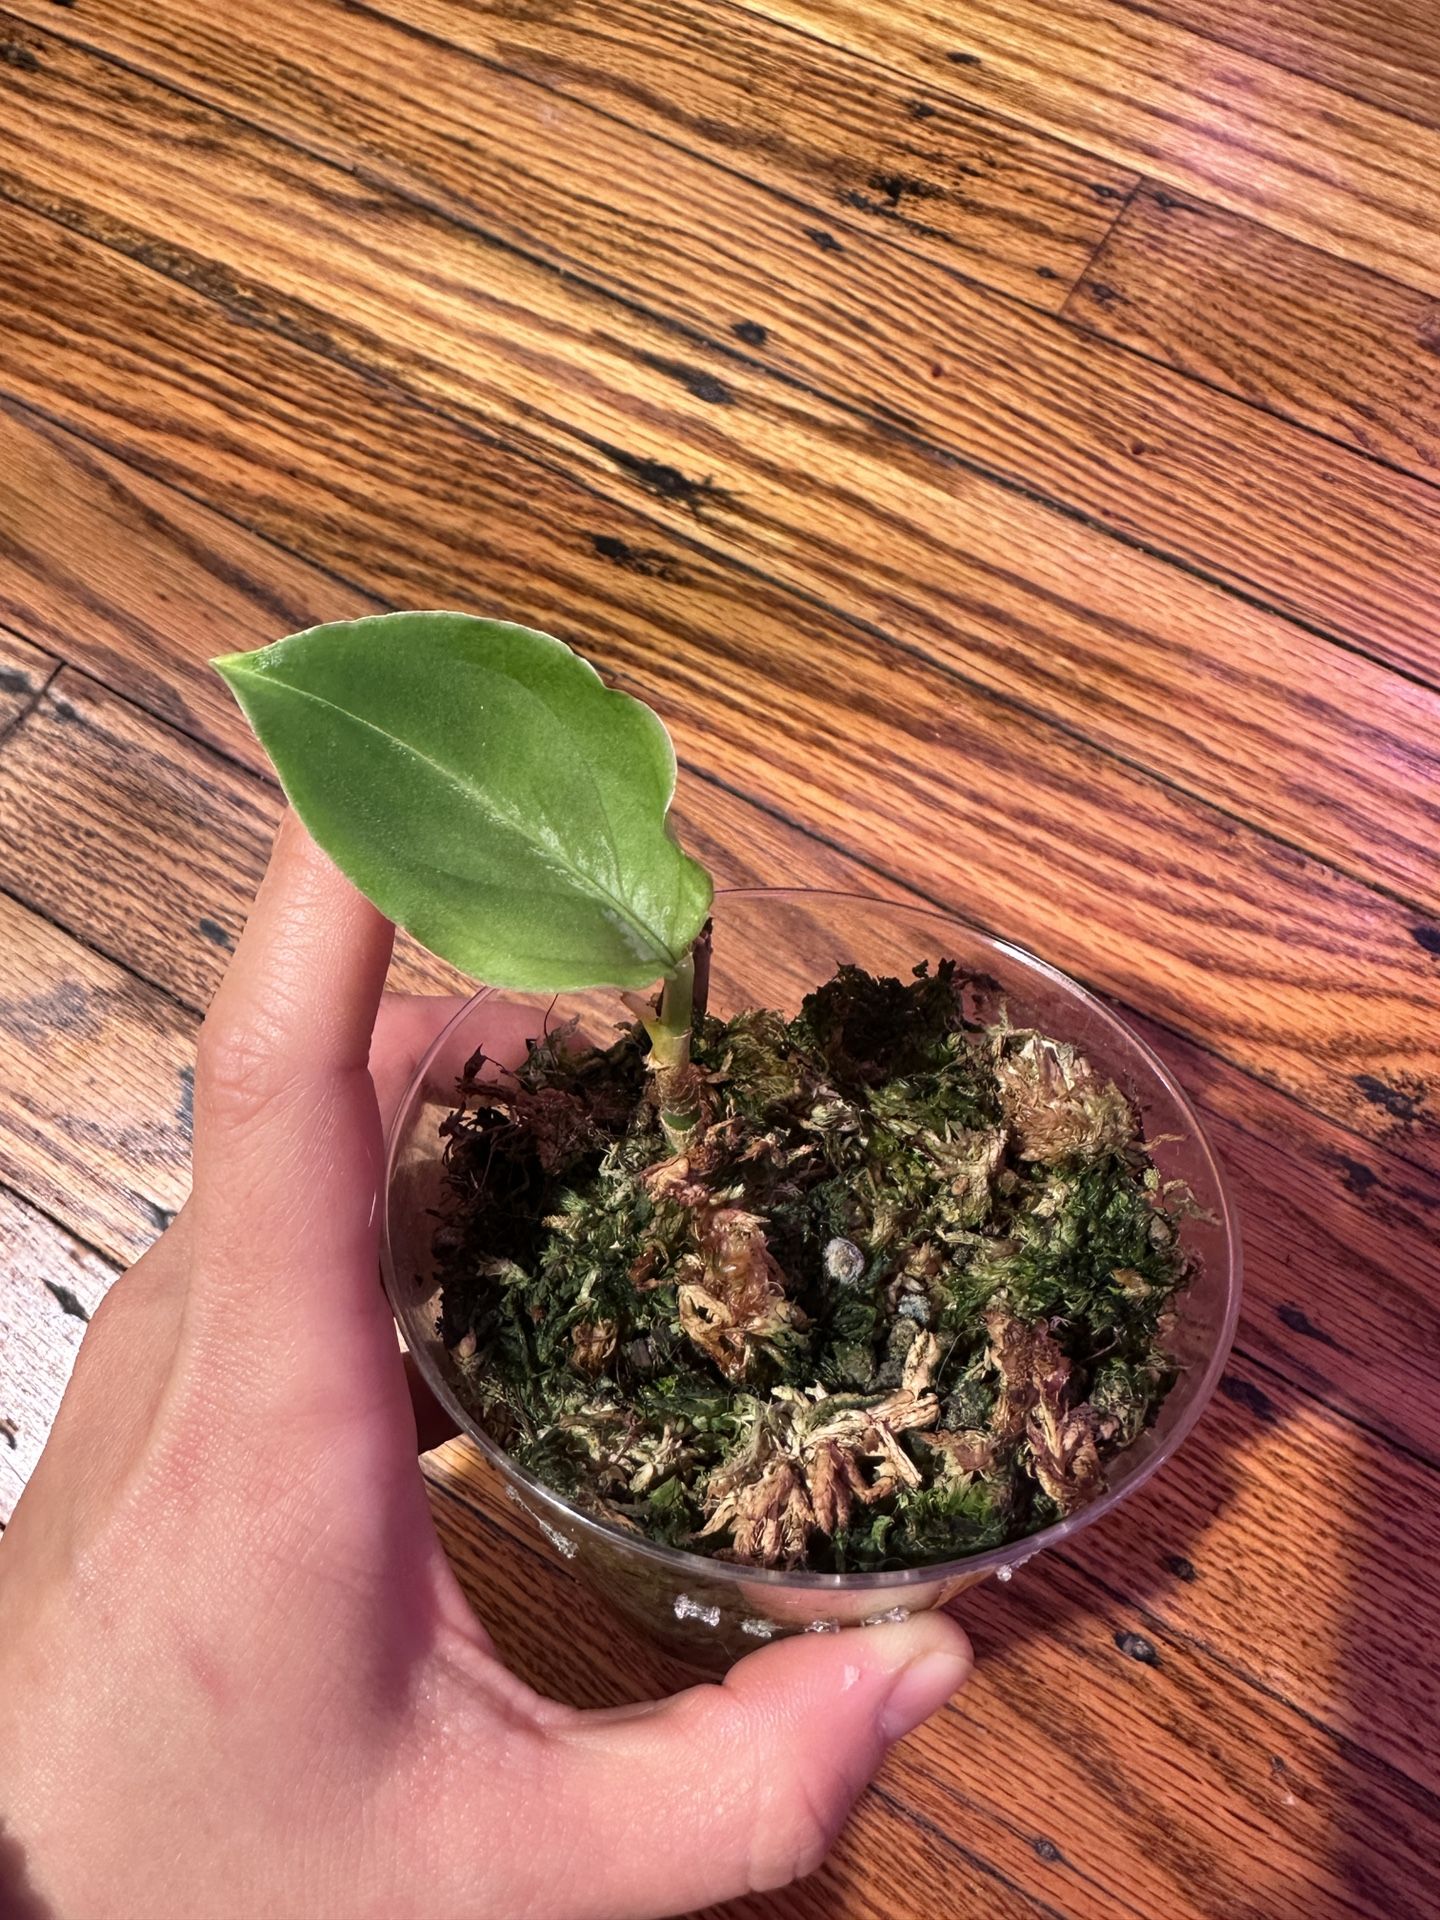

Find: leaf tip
<box><xmin>210</xmin><ymin>650</ymin><xmax>254</xmax><ymax>685</ymax></box>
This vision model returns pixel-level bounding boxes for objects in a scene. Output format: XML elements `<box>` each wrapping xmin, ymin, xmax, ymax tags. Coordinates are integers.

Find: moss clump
<box><xmin>433</xmin><ymin>962</ymin><xmax>1192</xmax><ymax>1572</ymax></box>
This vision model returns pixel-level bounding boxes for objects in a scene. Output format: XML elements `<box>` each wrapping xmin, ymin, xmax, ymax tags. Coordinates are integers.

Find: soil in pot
<box><xmin>433</xmin><ymin>959</ymin><xmax>1194</xmax><ymax>1574</ymax></box>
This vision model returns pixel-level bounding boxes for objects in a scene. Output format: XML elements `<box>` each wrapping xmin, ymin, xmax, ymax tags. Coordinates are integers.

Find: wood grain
<box><xmin>1071</xmin><ymin>1353</ymin><xmax>1440</xmax><ymax>1790</ymax></box>
<box><xmin>7</xmin><ymin>15</ymin><xmax>1440</xmax><ymax>702</ymax></box>
<box><xmin>0</xmin><ymin>629</ymin><xmax>54</xmax><ymax>738</ymax></box>
<box><xmin>735</xmin><ymin>0</ymin><xmax>1440</xmax><ymax>292</ymax></box>
<box><xmin>0</xmin><ymin>43</ymin><xmax>1435</xmax><ymax>952</ymax></box>
<box><xmin>3</xmin><ymin>307</ymin><xmax>1439</xmax><ymax>1164</ymax></box>
<box><xmin>1117</xmin><ymin>1017</ymin><xmax>1440</xmax><ymax>1470</ymax></box>
<box><xmin>0</xmin><ymin>891</ymin><xmax>193</xmax><ymax>1265</ymax></box>
<box><xmin>1131</xmin><ymin>0</ymin><xmax>1440</xmax><ymax>130</ymax></box>
<box><xmin>1070</xmin><ymin>184</ymin><xmax>1440</xmax><ymax>484</ymax></box>
<box><xmin>949</xmin><ymin>1550</ymin><xmax>1440</xmax><ymax>1920</ymax></box>
<box><xmin>0</xmin><ymin>398</ymin><xmax>368</xmax><ymax>770</ymax></box>
<box><xmin>0</xmin><ymin>1185</ymin><xmax>116</xmax><ymax>1521</ymax></box>
<box><xmin>1</xmin><ymin>0</ymin><xmax>1135</xmax><ymax>315</ymax></box>
<box><xmin>0</xmin><ymin>670</ymin><xmax>467</xmax><ymax>1010</ymax></box>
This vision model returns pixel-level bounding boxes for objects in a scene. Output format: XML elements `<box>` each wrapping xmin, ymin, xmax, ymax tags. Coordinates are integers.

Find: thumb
<box><xmin>529</xmin><ymin>1615</ymin><xmax>972</xmax><ymax>1919</ymax></box>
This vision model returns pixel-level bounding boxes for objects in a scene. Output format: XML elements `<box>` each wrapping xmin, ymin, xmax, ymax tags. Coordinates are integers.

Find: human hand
<box><xmin>0</xmin><ymin>814</ymin><xmax>971</xmax><ymax>1920</ymax></box>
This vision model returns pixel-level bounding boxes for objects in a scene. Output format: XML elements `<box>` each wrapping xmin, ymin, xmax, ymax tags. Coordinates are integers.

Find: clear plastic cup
<box><xmin>382</xmin><ymin>891</ymin><xmax>1241</xmax><ymax>1666</ymax></box>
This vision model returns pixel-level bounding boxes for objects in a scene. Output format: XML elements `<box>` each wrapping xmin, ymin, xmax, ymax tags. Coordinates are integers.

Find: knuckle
<box><xmin>83</xmin><ymin>1273</ymin><xmax>132</xmax><ymax>1340</ymax></box>
<box><xmin>80</xmin><ymin>1250</ymin><xmax>173</xmax><ymax>1353</ymax></box>
<box><xmin>74</xmin><ymin>1285</ymin><xmax>129</xmax><ymax>1373</ymax></box>
<box><xmin>60</xmin><ymin>1266</ymin><xmax>170</xmax><ymax>1438</ymax></box>
<box><xmin>194</xmin><ymin>1007</ymin><xmax>295</xmax><ymax>1128</ymax></box>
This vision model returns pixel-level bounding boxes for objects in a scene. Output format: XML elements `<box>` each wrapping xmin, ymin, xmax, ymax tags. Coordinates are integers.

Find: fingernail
<box><xmin>879</xmin><ymin>1650</ymin><xmax>971</xmax><ymax>1743</ymax></box>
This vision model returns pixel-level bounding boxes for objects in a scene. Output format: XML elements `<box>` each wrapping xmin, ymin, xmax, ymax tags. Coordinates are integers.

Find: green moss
<box><xmin>433</xmin><ymin>962</ymin><xmax>1193</xmax><ymax>1572</ymax></box>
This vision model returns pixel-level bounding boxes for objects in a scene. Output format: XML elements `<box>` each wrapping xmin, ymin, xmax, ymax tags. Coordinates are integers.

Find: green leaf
<box><xmin>213</xmin><ymin>612</ymin><xmax>713</xmax><ymax>990</ymax></box>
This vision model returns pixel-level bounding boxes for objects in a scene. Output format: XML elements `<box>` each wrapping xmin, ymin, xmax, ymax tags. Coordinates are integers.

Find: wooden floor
<box><xmin>2</xmin><ymin>1</ymin><xmax>1439</xmax><ymax>1913</ymax></box>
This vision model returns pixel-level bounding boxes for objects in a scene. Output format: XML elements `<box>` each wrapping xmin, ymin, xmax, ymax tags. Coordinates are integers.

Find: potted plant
<box><xmin>218</xmin><ymin>613</ymin><xmax>1240</xmax><ymax>1662</ymax></box>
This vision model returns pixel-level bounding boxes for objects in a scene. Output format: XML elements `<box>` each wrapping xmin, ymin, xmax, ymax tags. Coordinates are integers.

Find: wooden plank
<box><xmin>2</xmin><ymin>257</ymin><xmax>1439</xmax><ymax>1167</ymax></box>
<box><xmin>0</xmin><ymin>1185</ymin><xmax>117</xmax><ymax>1522</ymax></box>
<box><xmin>1070</xmin><ymin>184</ymin><xmax>1440</xmax><ymax>484</ymax></box>
<box><xmin>0</xmin><ymin>672</ymin><xmax>278</xmax><ymax>1007</ymax></box>
<box><xmin>950</xmin><ymin>1549</ymin><xmax>1440</xmax><ymax>1920</ymax></box>
<box><xmin>0</xmin><ymin>670</ymin><xmax>467</xmax><ymax>1010</ymax></box>
<box><xmin>0</xmin><ymin>407</ymin><xmax>368</xmax><ymax>774</ymax></box>
<box><xmin>428</xmin><ymin>1446</ymin><xmax>1440</xmax><ymax>1920</ymax></box>
<box><xmin>6</xmin><ymin>40</ymin><xmax>1440</xmax><ymax>889</ymax></box>
<box><xmin>731</xmin><ymin>0</ymin><xmax>1440</xmax><ymax>294</ymax></box>
<box><xmin>0</xmin><ymin>891</ymin><xmax>193</xmax><ymax>1264</ymax></box>
<box><xmin>5</xmin><ymin>252</ymin><xmax>1440</xmax><ymax>1005</ymax></box>
<box><xmin>4</xmin><ymin>6</ymin><xmax>1436</xmax><ymax>1904</ymax></box>
<box><xmin>1070</xmin><ymin>1352</ymin><xmax>1440</xmax><ymax>1791</ymax></box>
<box><xmin>1130</xmin><ymin>0</ymin><xmax>1440</xmax><ymax>131</ymax></box>
<box><xmin>0</xmin><ymin>628</ymin><xmax>54</xmax><ymax>736</ymax></box>
<box><xmin>0</xmin><ymin>0</ymin><xmax>1135</xmax><ymax>315</ymax></box>
<box><xmin>1119</xmin><ymin>1015</ymin><xmax>1440</xmax><ymax>1471</ymax></box>
<box><xmin>9</xmin><ymin>6</ymin><xmax>1440</xmax><ymax>697</ymax></box>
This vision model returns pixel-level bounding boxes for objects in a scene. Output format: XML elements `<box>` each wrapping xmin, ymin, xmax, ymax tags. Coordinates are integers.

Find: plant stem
<box><xmin>652</xmin><ymin>953</ymin><xmax>695</xmax><ymax>1062</ymax></box>
<box><xmin>650</xmin><ymin>953</ymin><xmax>701</xmax><ymax>1149</ymax></box>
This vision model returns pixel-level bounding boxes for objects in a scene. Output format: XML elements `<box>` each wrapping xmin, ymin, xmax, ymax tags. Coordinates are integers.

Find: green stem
<box><xmin>651</xmin><ymin>954</ymin><xmax>694</xmax><ymax>1064</ymax></box>
<box><xmin>648</xmin><ymin>953</ymin><xmax>700</xmax><ymax>1149</ymax></box>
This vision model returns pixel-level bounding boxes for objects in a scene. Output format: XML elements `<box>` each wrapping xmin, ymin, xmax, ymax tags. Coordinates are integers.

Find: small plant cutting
<box><xmin>217</xmin><ymin>613</ymin><xmax>1193</xmax><ymax>1574</ymax></box>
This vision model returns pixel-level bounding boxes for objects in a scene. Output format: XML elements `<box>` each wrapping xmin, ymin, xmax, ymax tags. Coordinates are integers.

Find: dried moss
<box><xmin>434</xmin><ymin>962</ymin><xmax>1192</xmax><ymax>1572</ymax></box>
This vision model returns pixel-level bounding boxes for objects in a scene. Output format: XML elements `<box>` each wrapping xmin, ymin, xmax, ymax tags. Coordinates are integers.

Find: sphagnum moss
<box><xmin>434</xmin><ymin>961</ymin><xmax>1193</xmax><ymax>1574</ymax></box>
